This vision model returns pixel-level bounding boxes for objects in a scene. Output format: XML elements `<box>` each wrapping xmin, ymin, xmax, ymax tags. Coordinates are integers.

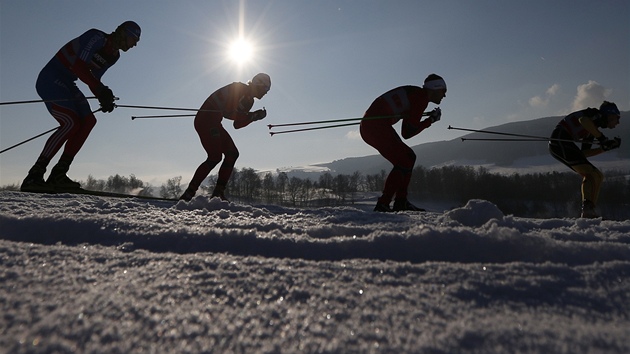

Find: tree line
<box><xmin>2</xmin><ymin>166</ymin><xmax>628</xmax><ymax>219</ymax></box>
<box><xmin>221</xmin><ymin>166</ymin><xmax>629</xmax><ymax>219</ymax></box>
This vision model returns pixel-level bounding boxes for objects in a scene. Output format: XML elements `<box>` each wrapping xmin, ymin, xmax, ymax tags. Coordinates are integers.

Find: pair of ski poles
<box><xmin>447</xmin><ymin>126</ymin><xmax>597</xmax><ymax>144</ymax></box>
<box><xmin>266</xmin><ymin>115</ymin><xmax>582</xmax><ymax>144</ymax></box>
<box><xmin>0</xmin><ymin>99</ymin><xmax>206</xmax><ymax>154</ymax></box>
<box><xmin>266</xmin><ymin>113</ymin><xmax>432</xmax><ymax>136</ymax></box>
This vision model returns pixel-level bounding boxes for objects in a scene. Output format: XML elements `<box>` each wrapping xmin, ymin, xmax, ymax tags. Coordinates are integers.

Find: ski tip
<box><xmin>267</xmin><ymin>124</ymin><xmax>273</xmax><ymax>129</ymax></box>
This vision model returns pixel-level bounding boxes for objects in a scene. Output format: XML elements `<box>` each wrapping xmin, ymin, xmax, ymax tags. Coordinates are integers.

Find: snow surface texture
<box><xmin>1</xmin><ymin>191</ymin><xmax>629</xmax><ymax>353</ymax></box>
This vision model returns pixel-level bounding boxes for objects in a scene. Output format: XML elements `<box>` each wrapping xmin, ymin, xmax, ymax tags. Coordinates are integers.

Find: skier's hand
<box><xmin>249</xmin><ymin>108</ymin><xmax>267</xmax><ymax>121</ymax></box>
<box><xmin>98</xmin><ymin>86</ymin><xmax>115</xmax><ymax>113</ymax></box>
<box><xmin>428</xmin><ymin>107</ymin><xmax>441</xmax><ymax>123</ymax></box>
<box><xmin>601</xmin><ymin>137</ymin><xmax>621</xmax><ymax>151</ymax></box>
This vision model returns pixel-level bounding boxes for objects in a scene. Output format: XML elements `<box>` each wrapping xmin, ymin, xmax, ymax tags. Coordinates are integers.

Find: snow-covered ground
<box><xmin>1</xmin><ymin>191</ymin><xmax>629</xmax><ymax>353</ymax></box>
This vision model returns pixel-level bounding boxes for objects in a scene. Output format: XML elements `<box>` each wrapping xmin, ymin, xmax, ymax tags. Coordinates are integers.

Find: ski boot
<box><xmin>211</xmin><ymin>183</ymin><xmax>229</xmax><ymax>201</ymax></box>
<box><xmin>373</xmin><ymin>202</ymin><xmax>393</xmax><ymax>212</ymax></box>
<box><xmin>20</xmin><ymin>164</ymin><xmax>52</xmax><ymax>193</ymax></box>
<box><xmin>179</xmin><ymin>189</ymin><xmax>195</xmax><ymax>202</ymax></box>
<box><xmin>46</xmin><ymin>163</ymin><xmax>81</xmax><ymax>191</ymax></box>
<box><xmin>580</xmin><ymin>200</ymin><xmax>598</xmax><ymax>218</ymax></box>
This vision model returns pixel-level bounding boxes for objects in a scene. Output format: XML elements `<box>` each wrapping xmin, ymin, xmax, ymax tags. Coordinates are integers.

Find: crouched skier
<box><xmin>180</xmin><ymin>73</ymin><xmax>271</xmax><ymax>201</ymax></box>
<box><xmin>361</xmin><ymin>74</ymin><xmax>446</xmax><ymax>212</ymax></box>
<box><xmin>549</xmin><ymin>101</ymin><xmax>621</xmax><ymax>218</ymax></box>
<box><xmin>21</xmin><ymin>21</ymin><xmax>141</xmax><ymax>193</ymax></box>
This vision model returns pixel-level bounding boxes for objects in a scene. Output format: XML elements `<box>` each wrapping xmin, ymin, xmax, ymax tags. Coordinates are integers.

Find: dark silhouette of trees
<box><xmin>85</xmin><ymin>174</ymin><xmax>153</xmax><ymax>195</ymax></box>
<box><xmin>160</xmin><ymin>176</ymin><xmax>183</xmax><ymax>199</ymax></box>
<box><xmin>4</xmin><ymin>166</ymin><xmax>628</xmax><ymax>219</ymax></box>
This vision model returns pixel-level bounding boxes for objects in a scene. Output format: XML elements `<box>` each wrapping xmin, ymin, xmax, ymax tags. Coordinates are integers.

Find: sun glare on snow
<box><xmin>228</xmin><ymin>38</ymin><xmax>254</xmax><ymax>65</ymax></box>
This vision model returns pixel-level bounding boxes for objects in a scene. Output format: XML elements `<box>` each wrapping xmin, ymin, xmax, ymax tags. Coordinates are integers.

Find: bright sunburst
<box><xmin>227</xmin><ymin>38</ymin><xmax>254</xmax><ymax>65</ymax></box>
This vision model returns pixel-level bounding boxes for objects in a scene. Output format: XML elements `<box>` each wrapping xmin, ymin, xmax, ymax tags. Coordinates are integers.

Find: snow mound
<box><xmin>441</xmin><ymin>199</ymin><xmax>505</xmax><ymax>227</ymax></box>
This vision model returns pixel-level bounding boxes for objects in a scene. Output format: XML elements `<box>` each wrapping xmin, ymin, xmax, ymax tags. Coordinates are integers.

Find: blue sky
<box><xmin>1</xmin><ymin>0</ymin><xmax>628</xmax><ymax>187</ymax></box>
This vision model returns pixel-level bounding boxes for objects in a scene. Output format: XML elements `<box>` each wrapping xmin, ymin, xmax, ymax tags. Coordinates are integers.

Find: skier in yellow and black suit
<box><xmin>549</xmin><ymin>101</ymin><xmax>621</xmax><ymax>218</ymax></box>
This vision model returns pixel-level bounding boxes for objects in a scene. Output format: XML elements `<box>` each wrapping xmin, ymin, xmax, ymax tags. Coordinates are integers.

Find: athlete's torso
<box><xmin>52</xmin><ymin>29</ymin><xmax>119</xmax><ymax>80</ymax></box>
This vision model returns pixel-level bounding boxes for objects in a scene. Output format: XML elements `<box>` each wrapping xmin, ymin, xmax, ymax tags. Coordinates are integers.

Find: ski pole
<box><xmin>270</xmin><ymin>122</ymin><xmax>360</xmax><ymax>136</ymax></box>
<box><xmin>0</xmin><ymin>108</ymin><xmax>101</xmax><ymax>155</ymax></box>
<box><xmin>131</xmin><ymin>114</ymin><xmax>196</xmax><ymax>120</ymax></box>
<box><xmin>116</xmin><ymin>104</ymin><xmax>221</xmax><ymax>113</ymax></box>
<box><xmin>448</xmin><ymin>125</ymin><xmax>552</xmax><ymax>139</ymax></box>
<box><xmin>0</xmin><ymin>127</ymin><xmax>58</xmax><ymax>154</ymax></box>
<box><xmin>461</xmin><ymin>137</ymin><xmax>596</xmax><ymax>144</ymax></box>
<box><xmin>448</xmin><ymin>125</ymin><xmax>601</xmax><ymax>145</ymax></box>
<box><xmin>462</xmin><ymin>137</ymin><xmax>565</xmax><ymax>142</ymax></box>
<box><xmin>0</xmin><ymin>97</ymin><xmax>97</xmax><ymax>106</ymax></box>
<box><xmin>267</xmin><ymin>112</ymin><xmax>431</xmax><ymax>130</ymax></box>
<box><xmin>116</xmin><ymin>104</ymin><xmax>199</xmax><ymax>111</ymax></box>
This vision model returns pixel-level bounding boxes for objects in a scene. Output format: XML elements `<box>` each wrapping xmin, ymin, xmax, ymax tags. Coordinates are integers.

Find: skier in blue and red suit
<box><xmin>21</xmin><ymin>21</ymin><xmax>141</xmax><ymax>192</ymax></box>
<box><xmin>361</xmin><ymin>74</ymin><xmax>446</xmax><ymax>212</ymax></box>
<box><xmin>179</xmin><ymin>73</ymin><xmax>271</xmax><ymax>201</ymax></box>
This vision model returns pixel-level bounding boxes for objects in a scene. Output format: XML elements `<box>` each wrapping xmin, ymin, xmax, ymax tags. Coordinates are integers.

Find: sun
<box><xmin>227</xmin><ymin>38</ymin><xmax>254</xmax><ymax>65</ymax></box>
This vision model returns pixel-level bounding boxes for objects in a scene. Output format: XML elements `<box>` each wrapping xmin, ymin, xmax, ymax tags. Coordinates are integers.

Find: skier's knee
<box><xmin>393</xmin><ymin>165</ymin><xmax>412</xmax><ymax>175</ymax></box>
<box><xmin>224</xmin><ymin>150</ymin><xmax>239</xmax><ymax>163</ymax></box>
<box><xmin>575</xmin><ymin>164</ymin><xmax>603</xmax><ymax>184</ymax></box>
<box><xmin>204</xmin><ymin>158</ymin><xmax>221</xmax><ymax>169</ymax></box>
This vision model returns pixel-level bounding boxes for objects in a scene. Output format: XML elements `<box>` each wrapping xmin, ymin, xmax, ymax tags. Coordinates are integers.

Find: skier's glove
<box><xmin>601</xmin><ymin>137</ymin><xmax>621</xmax><ymax>151</ymax></box>
<box><xmin>428</xmin><ymin>107</ymin><xmax>441</xmax><ymax>123</ymax></box>
<box><xmin>249</xmin><ymin>108</ymin><xmax>267</xmax><ymax>122</ymax></box>
<box><xmin>98</xmin><ymin>86</ymin><xmax>115</xmax><ymax>113</ymax></box>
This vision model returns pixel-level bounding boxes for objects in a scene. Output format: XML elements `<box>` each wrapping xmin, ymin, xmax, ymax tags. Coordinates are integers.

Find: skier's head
<box><xmin>423</xmin><ymin>74</ymin><xmax>447</xmax><ymax>104</ymax></box>
<box><xmin>249</xmin><ymin>73</ymin><xmax>271</xmax><ymax>99</ymax></box>
<box><xmin>599</xmin><ymin>101</ymin><xmax>620</xmax><ymax>129</ymax></box>
<box><xmin>113</xmin><ymin>21</ymin><xmax>141</xmax><ymax>52</ymax></box>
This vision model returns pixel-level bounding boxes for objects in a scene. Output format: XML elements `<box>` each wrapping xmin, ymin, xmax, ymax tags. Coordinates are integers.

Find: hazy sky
<box><xmin>1</xmin><ymin>0</ymin><xmax>628</xmax><ymax>186</ymax></box>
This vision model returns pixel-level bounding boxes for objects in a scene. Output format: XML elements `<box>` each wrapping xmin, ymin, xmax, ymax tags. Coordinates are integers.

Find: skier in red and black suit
<box><xmin>21</xmin><ymin>21</ymin><xmax>141</xmax><ymax>192</ymax></box>
<box><xmin>361</xmin><ymin>74</ymin><xmax>446</xmax><ymax>212</ymax></box>
<box><xmin>549</xmin><ymin>101</ymin><xmax>621</xmax><ymax>218</ymax></box>
<box><xmin>180</xmin><ymin>73</ymin><xmax>271</xmax><ymax>201</ymax></box>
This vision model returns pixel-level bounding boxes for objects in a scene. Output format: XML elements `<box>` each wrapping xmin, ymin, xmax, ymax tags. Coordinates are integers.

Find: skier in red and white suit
<box><xmin>180</xmin><ymin>73</ymin><xmax>271</xmax><ymax>201</ymax></box>
<box><xmin>360</xmin><ymin>74</ymin><xmax>446</xmax><ymax>212</ymax></box>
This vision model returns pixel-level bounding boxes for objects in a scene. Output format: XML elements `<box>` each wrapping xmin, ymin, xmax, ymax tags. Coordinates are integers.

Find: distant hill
<box><xmin>281</xmin><ymin>112</ymin><xmax>630</xmax><ymax>177</ymax></box>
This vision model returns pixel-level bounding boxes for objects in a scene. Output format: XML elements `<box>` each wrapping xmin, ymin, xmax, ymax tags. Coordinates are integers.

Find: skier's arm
<box><xmin>579</xmin><ymin>136</ymin><xmax>602</xmax><ymax>157</ymax></box>
<box><xmin>71</xmin><ymin>59</ymin><xmax>105</xmax><ymax>96</ymax></box>
<box><xmin>578</xmin><ymin>116</ymin><xmax>603</xmax><ymax>139</ymax></box>
<box><xmin>401</xmin><ymin>89</ymin><xmax>434</xmax><ymax>139</ymax></box>
<box><xmin>234</xmin><ymin>109</ymin><xmax>266</xmax><ymax>129</ymax></box>
<box><xmin>401</xmin><ymin>118</ymin><xmax>431</xmax><ymax>139</ymax></box>
<box><xmin>578</xmin><ymin>116</ymin><xmax>609</xmax><ymax>157</ymax></box>
<box><xmin>231</xmin><ymin>96</ymin><xmax>255</xmax><ymax>129</ymax></box>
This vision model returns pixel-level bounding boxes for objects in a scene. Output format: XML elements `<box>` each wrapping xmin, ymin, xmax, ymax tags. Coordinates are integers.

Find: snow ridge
<box><xmin>1</xmin><ymin>192</ymin><xmax>628</xmax><ymax>265</ymax></box>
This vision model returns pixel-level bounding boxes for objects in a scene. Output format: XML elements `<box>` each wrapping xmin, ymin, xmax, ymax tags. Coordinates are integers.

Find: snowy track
<box><xmin>1</xmin><ymin>191</ymin><xmax>629</xmax><ymax>353</ymax></box>
<box><xmin>1</xmin><ymin>191</ymin><xmax>628</xmax><ymax>264</ymax></box>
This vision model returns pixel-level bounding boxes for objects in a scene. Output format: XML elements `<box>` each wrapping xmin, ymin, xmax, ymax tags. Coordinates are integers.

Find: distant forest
<box><xmin>2</xmin><ymin>166</ymin><xmax>629</xmax><ymax>219</ymax></box>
